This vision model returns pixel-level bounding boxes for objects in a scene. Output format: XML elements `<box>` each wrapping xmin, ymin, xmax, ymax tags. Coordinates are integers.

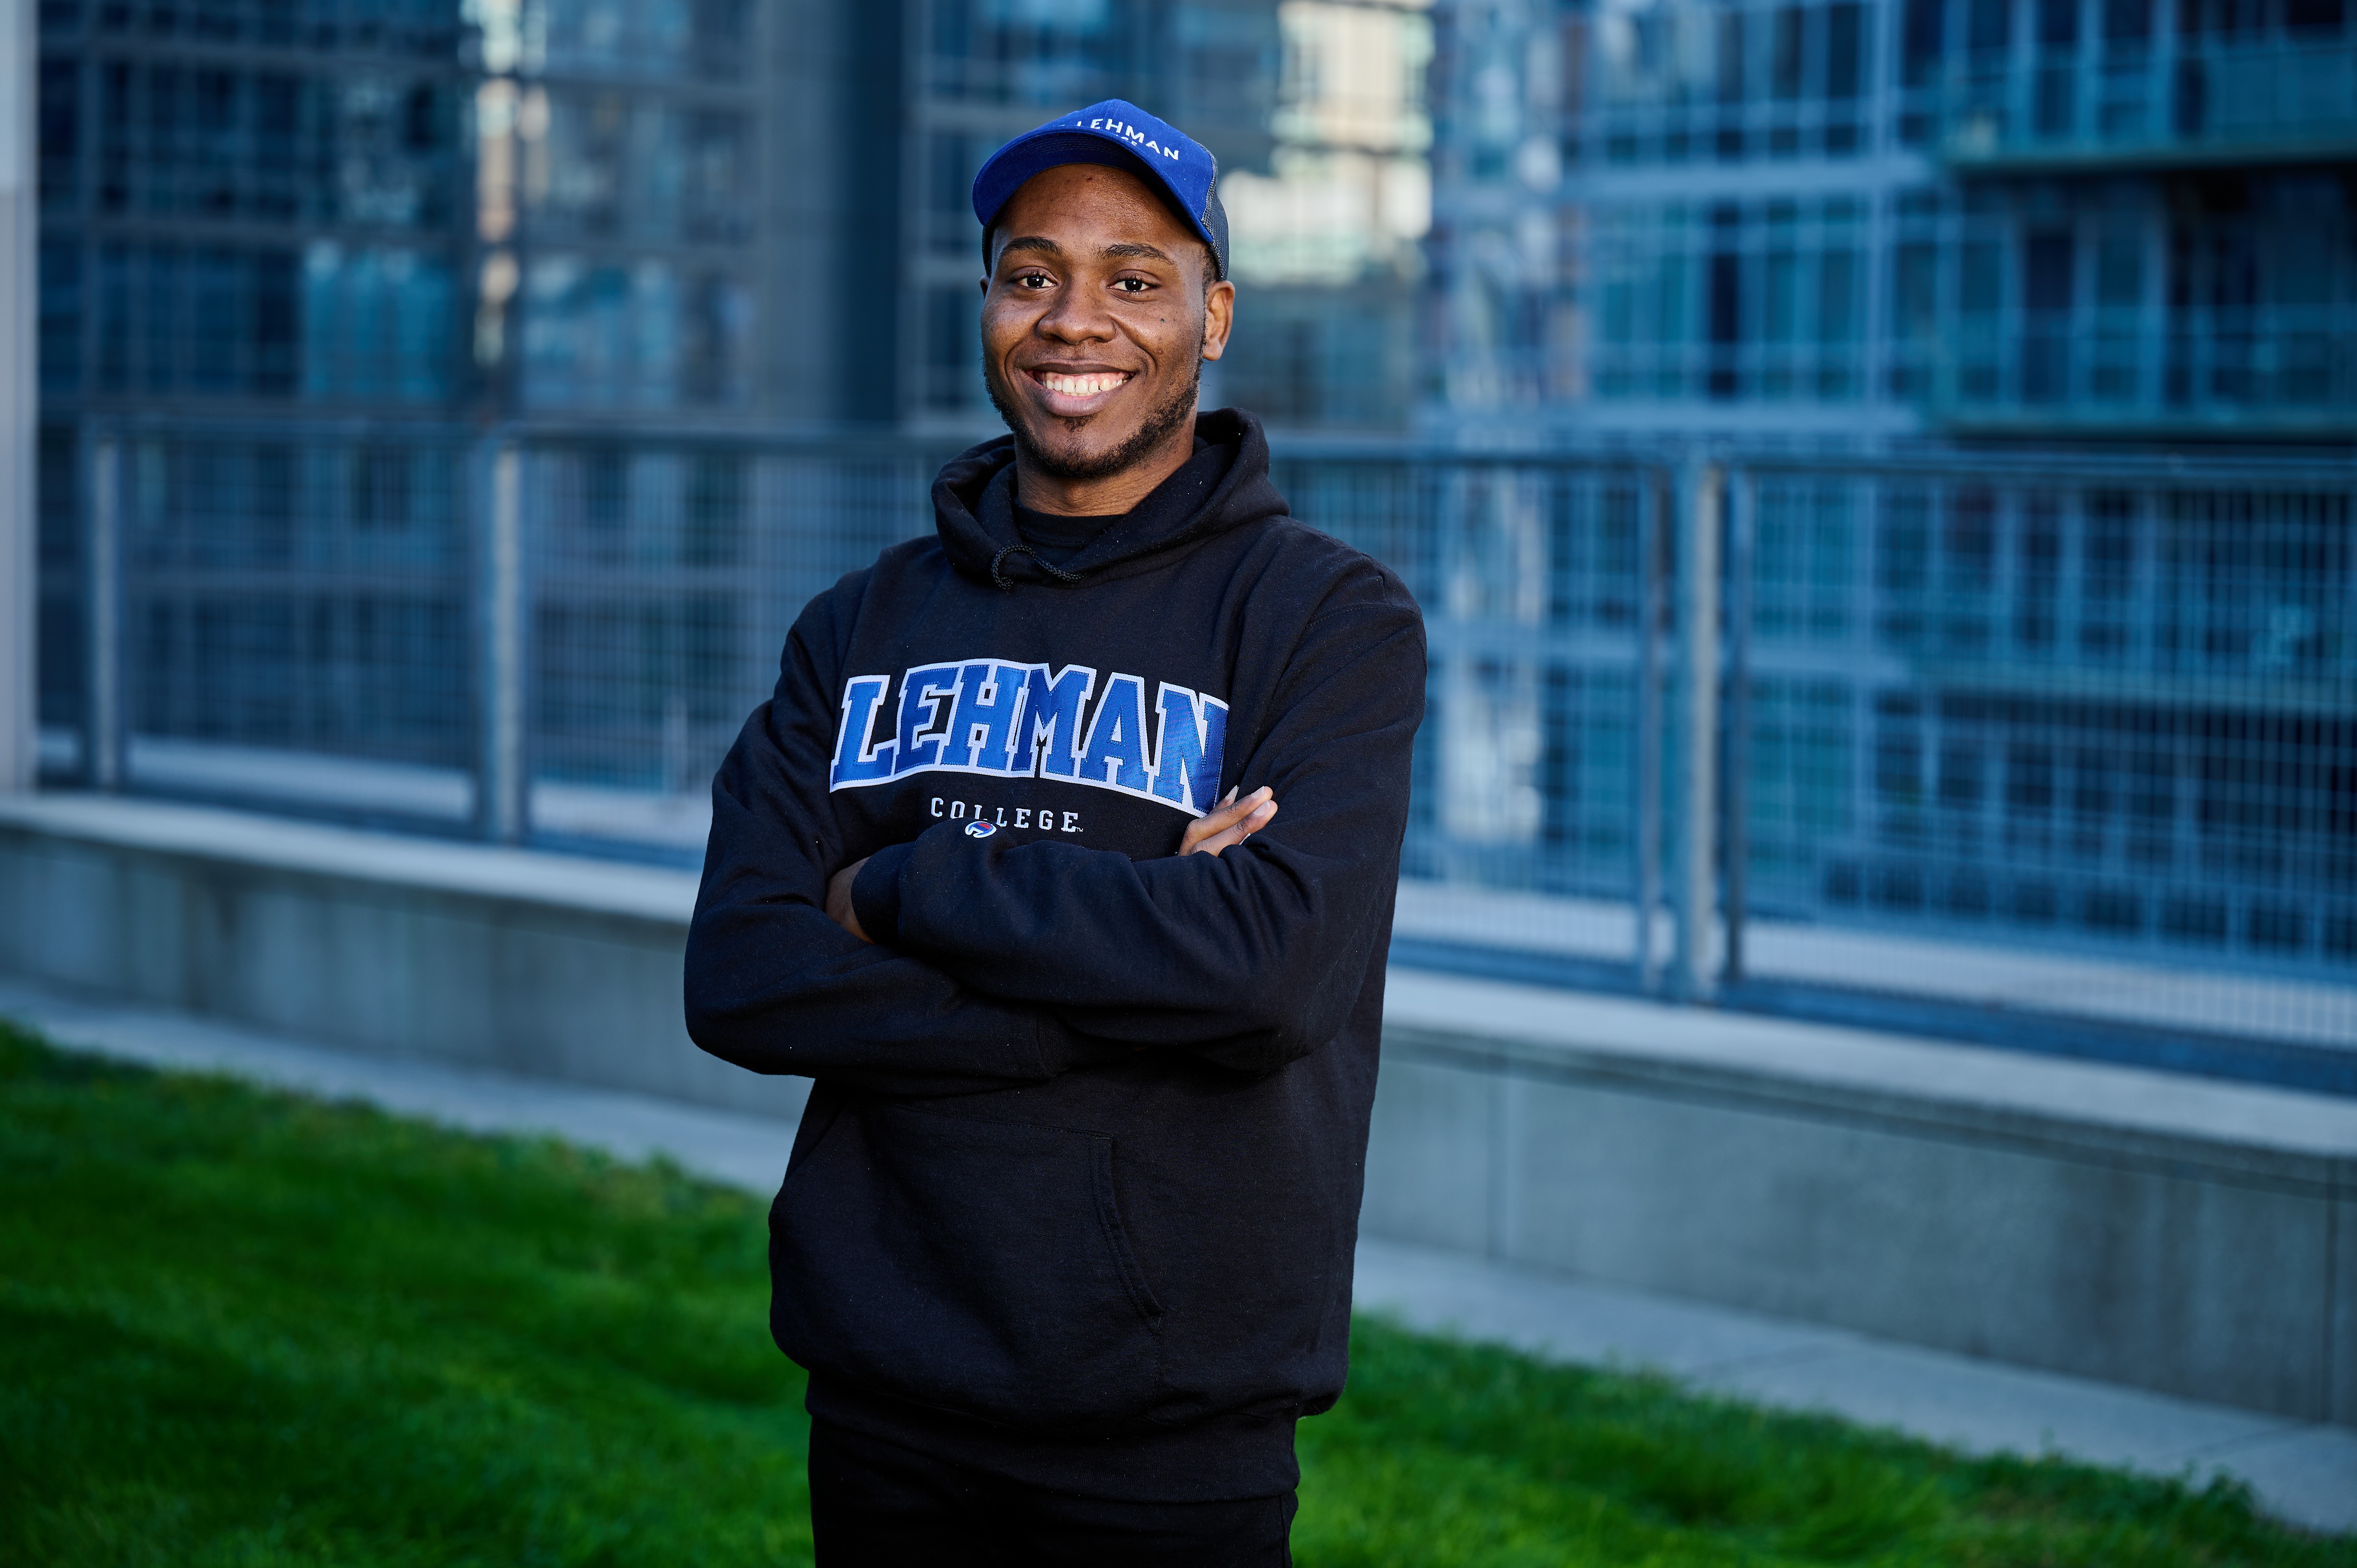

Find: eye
<box><xmin>1014</xmin><ymin>270</ymin><xmax>1055</xmax><ymax>290</ymax></box>
<box><xmin>1112</xmin><ymin>277</ymin><xmax>1152</xmax><ymax>295</ymax></box>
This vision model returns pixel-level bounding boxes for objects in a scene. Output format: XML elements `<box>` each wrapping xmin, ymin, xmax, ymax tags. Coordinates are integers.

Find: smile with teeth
<box><xmin>1033</xmin><ymin>369</ymin><xmax>1133</xmax><ymax>397</ymax></box>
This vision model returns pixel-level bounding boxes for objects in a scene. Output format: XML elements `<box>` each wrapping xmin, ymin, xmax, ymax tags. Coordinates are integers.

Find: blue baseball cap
<box><xmin>971</xmin><ymin>100</ymin><xmax>1229</xmax><ymax>281</ymax></box>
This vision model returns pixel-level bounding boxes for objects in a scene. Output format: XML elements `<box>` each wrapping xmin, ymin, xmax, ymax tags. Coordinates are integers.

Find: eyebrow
<box><xmin>997</xmin><ymin>236</ymin><xmax>1176</xmax><ymax>266</ymax></box>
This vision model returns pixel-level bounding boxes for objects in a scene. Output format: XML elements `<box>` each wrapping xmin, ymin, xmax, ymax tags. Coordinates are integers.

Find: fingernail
<box><xmin>1252</xmin><ymin>786</ymin><xmax>1273</xmax><ymax>801</ymax></box>
<box><xmin>1221</xmin><ymin>786</ymin><xmax>1237</xmax><ymax>806</ymax></box>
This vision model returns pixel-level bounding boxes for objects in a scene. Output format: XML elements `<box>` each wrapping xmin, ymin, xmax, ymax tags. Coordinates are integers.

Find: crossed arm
<box><xmin>821</xmin><ymin>785</ymin><xmax>1279</xmax><ymax>942</ymax></box>
<box><xmin>684</xmin><ymin>576</ymin><xmax>1422</xmax><ymax>1093</ymax></box>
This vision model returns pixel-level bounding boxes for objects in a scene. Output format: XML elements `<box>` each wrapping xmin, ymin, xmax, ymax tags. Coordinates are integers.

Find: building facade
<box><xmin>31</xmin><ymin>0</ymin><xmax>816</xmax><ymax>427</ymax></box>
<box><xmin>29</xmin><ymin>0</ymin><xmax>1427</xmax><ymax>818</ymax></box>
<box><xmin>28</xmin><ymin>0</ymin><xmax>820</xmax><ymax>797</ymax></box>
<box><xmin>1415</xmin><ymin>0</ymin><xmax>2357</xmax><ymax>980</ymax></box>
<box><xmin>1217</xmin><ymin>0</ymin><xmax>1433</xmax><ymax>429</ymax></box>
<box><xmin>1426</xmin><ymin>0</ymin><xmax>2357</xmax><ymax>443</ymax></box>
<box><xmin>31</xmin><ymin>0</ymin><xmax>1435</xmax><ymax>437</ymax></box>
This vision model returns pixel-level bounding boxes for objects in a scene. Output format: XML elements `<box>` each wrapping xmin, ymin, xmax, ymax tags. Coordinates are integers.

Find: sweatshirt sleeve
<box><xmin>683</xmin><ymin>591</ymin><xmax>1099</xmax><ymax>1098</ymax></box>
<box><xmin>859</xmin><ymin>570</ymin><xmax>1426</xmax><ymax>1076</ymax></box>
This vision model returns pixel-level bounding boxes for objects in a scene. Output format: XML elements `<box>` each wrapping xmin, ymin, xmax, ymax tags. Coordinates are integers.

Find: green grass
<box><xmin>0</xmin><ymin>1021</ymin><xmax>2344</xmax><ymax>1567</ymax></box>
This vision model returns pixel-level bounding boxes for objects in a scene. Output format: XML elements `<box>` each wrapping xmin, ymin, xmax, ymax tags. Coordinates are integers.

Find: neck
<box><xmin>1012</xmin><ymin>403</ymin><xmax>1200</xmax><ymax>517</ymax></box>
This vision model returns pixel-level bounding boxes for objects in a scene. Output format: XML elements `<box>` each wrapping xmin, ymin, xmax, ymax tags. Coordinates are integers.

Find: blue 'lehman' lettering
<box><xmin>828</xmin><ymin>655</ymin><xmax>1228</xmax><ymax>816</ymax></box>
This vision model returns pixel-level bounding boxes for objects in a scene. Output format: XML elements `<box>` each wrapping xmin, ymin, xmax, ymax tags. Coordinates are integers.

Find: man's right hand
<box><xmin>825</xmin><ymin>857</ymin><xmax>872</xmax><ymax>943</ymax></box>
<box><xmin>1180</xmin><ymin>786</ymin><xmax>1277</xmax><ymax>857</ymax></box>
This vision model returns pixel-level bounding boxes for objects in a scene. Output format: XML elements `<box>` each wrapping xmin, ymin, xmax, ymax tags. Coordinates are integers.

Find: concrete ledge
<box><xmin>3</xmin><ymin>792</ymin><xmax>2350</xmax><ymax>1430</ymax></box>
<box><xmin>0</xmin><ymin>793</ymin><xmax>804</xmax><ymax>1120</ymax></box>
<box><xmin>1369</xmin><ymin>971</ymin><xmax>2357</xmax><ymax>1427</ymax></box>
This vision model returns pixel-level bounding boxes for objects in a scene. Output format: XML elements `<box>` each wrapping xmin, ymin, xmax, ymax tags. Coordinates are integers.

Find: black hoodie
<box><xmin>684</xmin><ymin>409</ymin><xmax>1425</xmax><ymax>1502</ymax></box>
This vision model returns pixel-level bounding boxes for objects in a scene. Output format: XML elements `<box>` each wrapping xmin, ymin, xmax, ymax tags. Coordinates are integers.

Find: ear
<box><xmin>1200</xmin><ymin>279</ymin><xmax>1235</xmax><ymax>363</ymax></box>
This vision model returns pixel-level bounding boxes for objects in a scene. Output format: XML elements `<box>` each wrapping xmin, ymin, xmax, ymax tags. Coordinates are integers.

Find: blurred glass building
<box><xmin>30</xmin><ymin>0</ymin><xmax>795</xmax><ymax>796</ymax></box>
<box><xmin>1424</xmin><ymin>0</ymin><xmax>2357</xmax><ymax>440</ymax></box>
<box><xmin>32</xmin><ymin>0</ymin><xmax>845</xmax><ymax>430</ymax></box>
<box><xmin>32</xmin><ymin>0</ymin><xmax>1429</xmax><ymax>432</ymax></box>
<box><xmin>30</xmin><ymin>0</ymin><xmax>1428</xmax><ymax>809</ymax></box>
<box><xmin>1415</xmin><ymin>0</ymin><xmax>2357</xmax><ymax>980</ymax></box>
<box><xmin>1209</xmin><ymin>0</ymin><xmax>1433</xmax><ymax>429</ymax></box>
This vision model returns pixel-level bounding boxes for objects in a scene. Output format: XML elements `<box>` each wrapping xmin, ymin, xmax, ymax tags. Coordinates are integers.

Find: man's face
<box><xmin>980</xmin><ymin>163</ymin><xmax>1235</xmax><ymax>484</ymax></box>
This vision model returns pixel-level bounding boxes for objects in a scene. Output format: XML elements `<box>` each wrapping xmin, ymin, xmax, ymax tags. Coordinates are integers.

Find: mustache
<box><xmin>982</xmin><ymin>353</ymin><xmax>1202</xmax><ymax>483</ymax></box>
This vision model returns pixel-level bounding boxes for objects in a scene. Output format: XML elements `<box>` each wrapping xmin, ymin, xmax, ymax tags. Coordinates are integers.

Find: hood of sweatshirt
<box><xmin>930</xmin><ymin>407</ymin><xmax>1290</xmax><ymax>589</ymax></box>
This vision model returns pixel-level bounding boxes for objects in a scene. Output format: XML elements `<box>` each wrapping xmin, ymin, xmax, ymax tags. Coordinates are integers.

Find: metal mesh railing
<box><xmin>1722</xmin><ymin>455</ymin><xmax>2357</xmax><ymax>1073</ymax></box>
<box><xmin>34</xmin><ymin>417</ymin><xmax>2357</xmax><ymax>1088</ymax></box>
<box><xmin>523</xmin><ymin>437</ymin><xmax>949</xmax><ymax>842</ymax></box>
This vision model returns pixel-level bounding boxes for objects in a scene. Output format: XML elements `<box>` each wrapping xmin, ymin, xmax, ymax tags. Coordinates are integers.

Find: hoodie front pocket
<box><xmin>769</xmin><ymin>1100</ymin><xmax>1164</xmax><ymax>1433</ymax></box>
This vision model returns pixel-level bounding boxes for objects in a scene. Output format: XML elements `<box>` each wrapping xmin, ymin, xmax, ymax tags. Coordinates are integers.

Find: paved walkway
<box><xmin>4</xmin><ymin>975</ymin><xmax>2350</xmax><ymax>1536</ymax></box>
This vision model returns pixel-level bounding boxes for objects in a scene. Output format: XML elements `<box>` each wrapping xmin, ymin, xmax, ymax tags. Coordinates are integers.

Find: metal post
<box><xmin>2154</xmin><ymin>0</ymin><xmax>2180</xmax><ymax>143</ymax></box>
<box><xmin>83</xmin><ymin>433</ymin><xmax>124</xmax><ymax>790</ymax></box>
<box><xmin>1723</xmin><ymin>468</ymin><xmax>1754</xmax><ymax>986</ymax></box>
<box><xmin>1674</xmin><ymin>461</ymin><xmax>1722</xmax><ymax>1002</ymax></box>
<box><xmin>476</xmin><ymin>438</ymin><xmax>527</xmax><ymax>843</ymax></box>
<box><xmin>1633</xmin><ymin>469</ymin><xmax>1667</xmax><ymax>995</ymax></box>
<box><xmin>2009</xmin><ymin>0</ymin><xmax>2034</xmax><ymax>145</ymax></box>
<box><xmin>0</xmin><ymin>0</ymin><xmax>34</xmax><ymax>793</ymax></box>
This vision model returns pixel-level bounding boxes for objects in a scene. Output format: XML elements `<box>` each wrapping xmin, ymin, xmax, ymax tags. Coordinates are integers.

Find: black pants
<box><xmin>807</xmin><ymin>1419</ymin><xmax>1297</xmax><ymax>1567</ymax></box>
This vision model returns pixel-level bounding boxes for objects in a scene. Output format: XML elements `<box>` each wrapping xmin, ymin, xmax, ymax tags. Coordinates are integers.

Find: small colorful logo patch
<box><xmin>964</xmin><ymin>820</ymin><xmax>997</xmax><ymax>839</ymax></box>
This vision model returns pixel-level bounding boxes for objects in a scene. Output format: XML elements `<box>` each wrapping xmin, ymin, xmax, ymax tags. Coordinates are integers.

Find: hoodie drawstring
<box><xmin>989</xmin><ymin>542</ymin><xmax>1086</xmax><ymax>591</ymax></box>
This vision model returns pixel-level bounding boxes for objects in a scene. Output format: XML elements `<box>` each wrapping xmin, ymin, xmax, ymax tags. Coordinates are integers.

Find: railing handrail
<box><xmin>71</xmin><ymin>412</ymin><xmax>2357</xmax><ymax>484</ymax></box>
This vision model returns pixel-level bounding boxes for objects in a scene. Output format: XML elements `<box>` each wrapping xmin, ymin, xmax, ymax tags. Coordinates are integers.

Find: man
<box><xmin>684</xmin><ymin>99</ymin><xmax>1424</xmax><ymax>1565</ymax></box>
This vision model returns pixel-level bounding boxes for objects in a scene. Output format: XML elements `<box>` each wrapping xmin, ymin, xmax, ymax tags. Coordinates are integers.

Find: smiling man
<box><xmin>684</xmin><ymin>101</ymin><xmax>1425</xmax><ymax>1566</ymax></box>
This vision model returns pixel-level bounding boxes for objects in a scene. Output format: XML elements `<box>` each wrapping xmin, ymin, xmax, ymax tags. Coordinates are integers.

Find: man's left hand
<box><xmin>1179</xmin><ymin>786</ymin><xmax>1277</xmax><ymax>856</ymax></box>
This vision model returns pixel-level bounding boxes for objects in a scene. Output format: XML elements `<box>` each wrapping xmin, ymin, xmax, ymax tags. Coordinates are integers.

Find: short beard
<box><xmin>984</xmin><ymin>353</ymin><xmax>1202</xmax><ymax>485</ymax></box>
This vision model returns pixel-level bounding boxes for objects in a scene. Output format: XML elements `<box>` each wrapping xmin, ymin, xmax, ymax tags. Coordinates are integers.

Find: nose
<box><xmin>1035</xmin><ymin>281</ymin><xmax>1115</xmax><ymax>346</ymax></box>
